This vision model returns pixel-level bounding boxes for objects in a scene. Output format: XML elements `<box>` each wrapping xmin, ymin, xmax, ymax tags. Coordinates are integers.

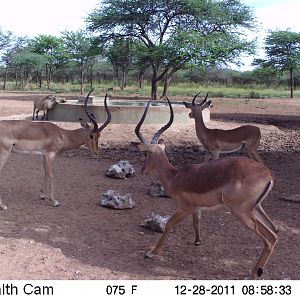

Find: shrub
<box><xmin>249</xmin><ymin>91</ymin><xmax>261</xmax><ymax>99</ymax></box>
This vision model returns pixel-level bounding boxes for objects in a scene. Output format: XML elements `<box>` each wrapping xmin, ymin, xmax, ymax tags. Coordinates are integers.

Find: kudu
<box><xmin>132</xmin><ymin>97</ymin><xmax>278</xmax><ymax>279</ymax></box>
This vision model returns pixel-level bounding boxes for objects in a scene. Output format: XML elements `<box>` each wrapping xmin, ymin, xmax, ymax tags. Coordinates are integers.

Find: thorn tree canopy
<box><xmin>87</xmin><ymin>0</ymin><xmax>257</xmax><ymax>99</ymax></box>
<box><xmin>255</xmin><ymin>30</ymin><xmax>300</xmax><ymax>98</ymax></box>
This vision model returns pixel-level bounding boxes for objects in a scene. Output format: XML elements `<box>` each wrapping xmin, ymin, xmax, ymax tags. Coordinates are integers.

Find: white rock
<box><xmin>140</xmin><ymin>213</ymin><xmax>170</xmax><ymax>232</ymax></box>
<box><xmin>105</xmin><ymin>160</ymin><xmax>135</xmax><ymax>179</ymax></box>
<box><xmin>101</xmin><ymin>190</ymin><xmax>135</xmax><ymax>209</ymax></box>
<box><xmin>148</xmin><ymin>180</ymin><xmax>169</xmax><ymax>197</ymax></box>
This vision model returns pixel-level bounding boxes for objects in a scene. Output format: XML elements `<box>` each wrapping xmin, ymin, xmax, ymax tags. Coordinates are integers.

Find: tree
<box><xmin>0</xmin><ymin>29</ymin><xmax>14</xmax><ymax>89</ymax></box>
<box><xmin>106</xmin><ymin>38</ymin><xmax>136</xmax><ymax>90</ymax></box>
<box><xmin>11</xmin><ymin>51</ymin><xmax>47</xmax><ymax>89</ymax></box>
<box><xmin>254</xmin><ymin>30</ymin><xmax>300</xmax><ymax>98</ymax></box>
<box><xmin>28</xmin><ymin>35</ymin><xmax>66</xmax><ymax>89</ymax></box>
<box><xmin>87</xmin><ymin>0</ymin><xmax>256</xmax><ymax>99</ymax></box>
<box><xmin>251</xmin><ymin>65</ymin><xmax>279</xmax><ymax>87</ymax></box>
<box><xmin>1</xmin><ymin>36</ymin><xmax>29</xmax><ymax>90</ymax></box>
<box><xmin>62</xmin><ymin>30</ymin><xmax>98</xmax><ymax>94</ymax></box>
<box><xmin>0</xmin><ymin>28</ymin><xmax>12</xmax><ymax>50</ymax></box>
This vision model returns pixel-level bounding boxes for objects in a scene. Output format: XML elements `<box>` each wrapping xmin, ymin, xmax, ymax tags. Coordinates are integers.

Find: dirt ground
<box><xmin>0</xmin><ymin>92</ymin><xmax>299</xmax><ymax>280</ymax></box>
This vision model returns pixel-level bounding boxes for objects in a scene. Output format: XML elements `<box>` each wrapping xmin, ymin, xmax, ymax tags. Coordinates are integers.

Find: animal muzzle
<box><xmin>90</xmin><ymin>144</ymin><xmax>100</xmax><ymax>156</ymax></box>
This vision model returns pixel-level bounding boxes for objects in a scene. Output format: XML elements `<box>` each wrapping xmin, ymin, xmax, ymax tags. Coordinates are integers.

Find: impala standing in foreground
<box><xmin>0</xmin><ymin>90</ymin><xmax>111</xmax><ymax>209</ymax></box>
<box><xmin>184</xmin><ymin>93</ymin><xmax>263</xmax><ymax>163</ymax></box>
<box><xmin>132</xmin><ymin>98</ymin><xmax>278</xmax><ymax>279</ymax></box>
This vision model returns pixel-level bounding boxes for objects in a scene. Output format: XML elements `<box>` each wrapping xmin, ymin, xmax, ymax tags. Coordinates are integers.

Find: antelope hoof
<box><xmin>144</xmin><ymin>248</ymin><xmax>157</xmax><ymax>259</ymax></box>
<box><xmin>52</xmin><ymin>200</ymin><xmax>60</xmax><ymax>207</ymax></box>
<box><xmin>245</xmin><ymin>269</ymin><xmax>262</xmax><ymax>280</ymax></box>
<box><xmin>257</xmin><ymin>267</ymin><xmax>264</xmax><ymax>277</ymax></box>
<box><xmin>194</xmin><ymin>240</ymin><xmax>201</xmax><ymax>246</ymax></box>
<box><xmin>40</xmin><ymin>193</ymin><xmax>46</xmax><ymax>200</ymax></box>
<box><xmin>0</xmin><ymin>204</ymin><xmax>8</xmax><ymax>210</ymax></box>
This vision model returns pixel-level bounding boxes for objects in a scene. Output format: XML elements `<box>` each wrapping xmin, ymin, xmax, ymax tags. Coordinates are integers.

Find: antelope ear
<box><xmin>183</xmin><ymin>101</ymin><xmax>190</xmax><ymax>108</ymax></box>
<box><xmin>201</xmin><ymin>100</ymin><xmax>212</xmax><ymax>110</ymax></box>
<box><xmin>79</xmin><ymin>118</ymin><xmax>88</xmax><ymax>128</ymax></box>
<box><xmin>158</xmin><ymin>139</ymin><xmax>166</xmax><ymax>149</ymax></box>
<box><xmin>131</xmin><ymin>142</ymin><xmax>150</xmax><ymax>152</ymax></box>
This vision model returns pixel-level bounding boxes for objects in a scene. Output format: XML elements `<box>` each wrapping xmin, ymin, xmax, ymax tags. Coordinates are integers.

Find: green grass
<box><xmin>155</xmin><ymin>83</ymin><xmax>300</xmax><ymax>99</ymax></box>
<box><xmin>2</xmin><ymin>81</ymin><xmax>299</xmax><ymax>99</ymax></box>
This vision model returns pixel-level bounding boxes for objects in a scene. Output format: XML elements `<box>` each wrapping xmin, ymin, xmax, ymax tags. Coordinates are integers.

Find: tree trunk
<box><xmin>2</xmin><ymin>68</ymin><xmax>8</xmax><ymax>90</ymax></box>
<box><xmin>138</xmin><ymin>70</ymin><xmax>144</xmax><ymax>89</ymax></box>
<box><xmin>48</xmin><ymin>65</ymin><xmax>52</xmax><ymax>89</ymax></box>
<box><xmin>161</xmin><ymin>72</ymin><xmax>173</xmax><ymax>98</ymax></box>
<box><xmin>290</xmin><ymin>68</ymin><xmax>294</xmax><ymax>98</ymax></box>
<box><xmin>38</xmin><ymin>72</ymin><xmax>42</xmax><ymax>89</ymax></box>
<box><xmin>115</xmin><ymin>68</ymin><xmax>121</xmax><ymax>89</ymax></box>
<box><xmin>21</xmin><ymin>72</ymin><xmax>24</xmax><ymax>89</ymax></box>
<box><xmin>80</xmin><ymin>61</ymin><xmax>84</xmax><ymax>95</ymax></box>
<box><xmin>46</xmin><ymin>64</ymin><xmax>50</xmax><ymax>89</ymax></box>
<box><xmin>15</xmin><ymin>71</ymin><xmax>18</xmax><ymax>89</ymax></box>
<box><xmin>151</xmin><ymin>67</ymin><xmax>158</xmax><ymax>100</ymax></box>
<box><xmin>90</xmin><ymin>63</ymin><xmax>93</xmax><ymax>90</ymax></box>
<box><xmin>120</xmin><ymin>69</ymin><xmax>127</xmax><ymax>91</ymax></box>
<box><xmin>151</xmin><ymin>78</ymin><xmax>158</xmax><ymax>100</ymax></box>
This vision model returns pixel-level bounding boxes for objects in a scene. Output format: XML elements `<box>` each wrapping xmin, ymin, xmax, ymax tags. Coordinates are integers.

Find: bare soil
<box><xmin>0</xmin><ymin>92</ymin><xmax>299</xmax><ymax>280</ymax></box>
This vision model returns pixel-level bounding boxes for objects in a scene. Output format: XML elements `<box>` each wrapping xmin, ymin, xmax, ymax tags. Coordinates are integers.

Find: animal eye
<box><xmin>90</xmin><ymin>135</ymin><xmax>94</xmax><ymax>139</ymax></box>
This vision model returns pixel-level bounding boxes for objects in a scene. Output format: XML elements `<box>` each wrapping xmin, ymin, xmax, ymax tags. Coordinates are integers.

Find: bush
<box><xmin>249</xmin><ymin>91</ymin><xmax>261</xmax><ymax>99</ymax></box>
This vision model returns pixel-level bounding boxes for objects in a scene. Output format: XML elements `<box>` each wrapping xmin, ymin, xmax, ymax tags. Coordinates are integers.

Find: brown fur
<box><xmin>134</xmin><ymin>140</ymin><xmax>278</xmax><ymax>279</ymax></box>
<box><xmin>0</xmin><ymin>119</ymin><xmax>102</xmax><ymax>209</ymax></box>
<box><xmin>184</xmin><ymin>97</ymin><xmax>263</xmax><ymax>163</ymax></box>
<box><xmin>32</xmin><ymin>95</ymin><xmax>66</xmax><ymax>120</ymax></box>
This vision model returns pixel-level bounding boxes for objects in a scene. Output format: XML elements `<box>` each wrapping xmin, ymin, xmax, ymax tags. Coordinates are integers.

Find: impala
<box><xmin>0</xmin><ymin>90</ymin><xmax>111</xmax><ymax>209</ymax></box>
<box><xmin>132</xmin><ymin>97</ymin><xmax>278</xmax><ymax>279</ymax></box>
<box><xmin>183</xmin><ymin>93</ymin><xmax>263</xmax><ymax>163</ymax></box>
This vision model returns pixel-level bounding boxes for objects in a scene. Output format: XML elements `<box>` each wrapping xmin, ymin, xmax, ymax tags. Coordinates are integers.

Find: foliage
<box><xmin>253</xmin><ymin>30</ymin><xmax>300</xmax><ymax>98</ymax></box>
<box><xmin>61</xmin><ymin>30</ymin><xmax>101</xmax><ymax>94</ymax></box>
<box><xmin>1</xmin><ymin>4</ymin><xmax>299</xmax><ymax>97</ymax></box>
<box><xmin>106</xmin><ymin>38</ymin><xmax>137</xmax><ymax>90</ymax></box>
<box><xmin>87</xmin><ymin>0</ymin><xmax>257</xmax><ymax>99</ymax></box>
<box><xmin>28</xmin><ymin>35</ymin><xmax>67</xmax><ymax>88</ymax></box>
<box><xmin>11</xmin><ymin>51</ymin><xmax>47</xmax><ymax>88</ymax></box>
<box><xmin>0</xmin><ymin>28</ymin><xmax>13</xmax><ymax>50</ymax></box>
<box><xmin>265</xmin><ymin>30</ymin><xmax>300</xmax><ymax>70</ymax></box>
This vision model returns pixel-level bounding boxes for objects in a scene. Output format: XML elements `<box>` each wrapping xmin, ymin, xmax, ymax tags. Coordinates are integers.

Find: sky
<box><xmin>238</xmin><ymin>0</ymin><xmax>300</xmax><ymax>69</ymax></box>
<box><xmin>0</xmin><ymin>0</ymin><xmax>299</xmax><ymax>69</ymax></box>
<box><xmin>0</xmin><ymin>0</ymin><xmax>100</xmax><ymax>37</ymax></box>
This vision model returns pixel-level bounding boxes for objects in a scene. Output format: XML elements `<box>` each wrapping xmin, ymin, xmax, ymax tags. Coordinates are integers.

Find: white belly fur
<box><xmin>220</xmin><ymin>143</ymin><xmax>243</xmax><ymax>154</ymax></box>
<box><xmin>11</xmin><ymin>145</ymin><xmax>45</xmax><ymax>155</ymax></box>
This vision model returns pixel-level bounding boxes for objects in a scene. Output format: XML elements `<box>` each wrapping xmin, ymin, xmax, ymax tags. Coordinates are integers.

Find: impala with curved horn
<box><xmin>183</xmin><ymin>92</ymin><xmax>263</xmax><ymax>163</ymax></box>
<box><xmin>132</xmin><ymin>97</ymin><xmax>278</xmax><ymax>279</ymax></box>
<box><xmin>0</xmin><ymin>90</ymin><xmax>111</xmax><ymax>209</ymax></box>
